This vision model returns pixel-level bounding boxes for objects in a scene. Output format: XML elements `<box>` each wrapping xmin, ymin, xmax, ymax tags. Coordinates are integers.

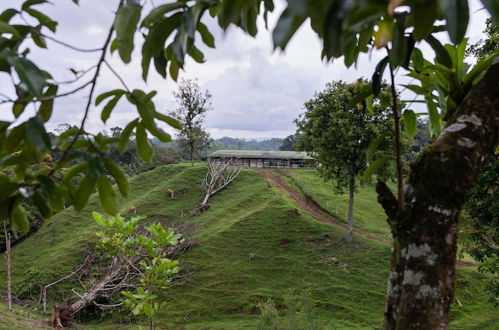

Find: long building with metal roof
<box><xmin>207</xmin><ymin>150</ymin><xmax>316</xmax><ymax>168</ymax></box>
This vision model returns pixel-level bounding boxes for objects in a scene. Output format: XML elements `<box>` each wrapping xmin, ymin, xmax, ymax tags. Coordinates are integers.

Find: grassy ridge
<box><xmin>0</xmin><ymin>165</ymin><xmax>497</xmax><ymax>329</ymax></box>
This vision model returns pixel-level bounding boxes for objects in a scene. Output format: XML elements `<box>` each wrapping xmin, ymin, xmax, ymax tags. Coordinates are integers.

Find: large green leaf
<box><xmin>101</xmin><ymin>94</ymin><xmax>123</xmax><ymax>123</ymax></box>
<box><xmin>197</xmin><ymin>21</ymin><xmax>215</xmax><ymax>48</ymax></box>
<box><xmin>273</xmin><ymin>8</ymin><xmax>306</xmax><ymax>50</ymax></box>
<box><xmin>0</xmin><ymin>21</ymin><xmax>20</xmax><ymax>38</ymax></box>
<box><xmin>136</xmin><ymin>122</ymin><xmax>153</xmax><ymax>162</ymax></box>
<box><xmin>104</xmin><ymin>158</ymin><xmax>130</xmax><ymax>197</ymax></box>
<box><xmin>74</xmin><ymin>174</ymin><xmax>96</xmax><ymax>211</ymax></box>
<box><xmin>95</xmin><ymin>89</ymin><xmax>125</xmax><ymax>105</ymax></box>
<box><xmin>389</xmin><ymin>17</ymin><xmax>408</xmax><ymax>68</ymax></box>
<box><xmin>114</xmin><ymin>1</ymin><xmax>142</xmax><ymax>63</ymax></box>
<box><xmin>154</xmin><ymin>112</ymin><xmax>182</xmax><ymax>130</ymax></box>
<box><xmin>440</xmin><ymin>0</ymin><xmax>469</xmax><ymax>44</ymax></box>
<box><xmin>38</xmin><ymin>84</ymin><xmax>58</xmax><ymax>122</ymax></box>
<box><xmin>366</xmin><ymin>132</ymin><xmax>389</xmax><ymax>163</ymax></box>
<box><xmin>97</xmin><ymin>176</ymin><xmax>119</xmax><ymax>215</ymax></box>
<box><xmin>372</xmin><ymin>56</ymin><xmax>389</xmax><ymax>97</ymax></box>
<box><xmin>141</xmin><ymin>2</ymin><xmax>184</xmax><ymax>27</ymax></box>
<box><xmin>24</xmin><ymin>7</ymin><xmax>57</xmax><ymax>32</ymax></box>
<box><xmin>403</xmin><ymin>109</ymin><xmax>417</xmax><ymax>138</ymax></box>
<box><xmin>361</xmin><ymin>156</ymin><xmax>394</xmax><ymax>184</ymax></box>
<box><xmin>5</xmin><ymin>52</ymin><xmax>47</xmax><ymax>97</ymax></box>
<box><xmin>119</xmin><ymin>118</ymin><xmax>139</xmax><ymax>153</ymax></box>
<box><xmin>425</xmin><ymin>35</ymin><xmax>453</xmax><ymax>68</ymax></box>
<box><xmin>10</xmin><ymin>203</ymin><xmax>29</xmax><ymax>234</ymax></box>
<box><xmin>481</xmin><ymin>0</ymin><xmax>499</xmax><ymax>22</ymax></box>
<box><xmin>26</xmin><ymin>116</ymin><xmax>51</xmax><ymax>151</ymax></box>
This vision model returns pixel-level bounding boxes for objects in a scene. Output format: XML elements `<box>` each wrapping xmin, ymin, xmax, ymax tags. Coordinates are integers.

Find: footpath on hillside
<box><xmin>255</xmin><ymin>169</ymin><xmax>475</xmax><ymax>267</ymax></box>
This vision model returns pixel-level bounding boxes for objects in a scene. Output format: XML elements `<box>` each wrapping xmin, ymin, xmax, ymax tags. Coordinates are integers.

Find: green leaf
<box><xmin>85</xmin><ymin>154</ymin><xmax>106</xmax><ymax>179</ymax></box>
<box><xmin>141</xmin><ymin>2</ymin><xmax>184</xmax><ymax>27</ymax></box>
<box><xmin>5</xmin><ymin>53</ymin><xmax>47</xmax><ymax>96</ymax></box>
<box><xmin>481</xmin><ymin>0</ymin><xmax>499</xmax><ymax>21</ymax></box>
<box><xmin>104</xmin><ymin>158</ymin><xmax>130</xmax><ymax>197</ymax></box>
<box><xmin>425</xmin><ymin>35</ymin><xmax>453</xmax><ymax>68</ymax></box>
<box><xmin>426</xmin><ymin>97</ymin><xmax>442</xmax><ymax>136</ymax></box>
<box><xmin>403</xmin><ymin>109</ymin><xmax>417</xmax><ymax>138</ymax></box>
<box><xmin>361</xmin><ymin>156</ymin><xmax>394</xmax><ymax>184</ymax></box>
<box><xmin>136</xmin><ymin>122</ymin><xmax>153</xmax><ymax>162</ymax></box>
<box><xmin>169</xmin><ymin>59</ymin><xmax>179</xmax><ymax>81</ymax></box>
<box><xmin>0</xmin><ymin>21</ymin><xmax>20</xmax><ymax>38</ymax></box>
<box><xmin>372</xmin><ymin>56</ymin><xmax>389</xmax><ymax>97</ymax></box>
<box><xmin>38</xmin><ymin>84</ymin><xmax>58</xmax><ymax>122</ymax></box>
<box><xmin>389</xmin><ymin>17</ymin><xmax>407</xmax><ymax>68</ymax></box>
<box><xmin>272</xmin><ymin>8</ymin><xmax>306</xmax><ymax>50</ymax></box>
<box><xmin>197</xmin><ymin>22</ymin><xmax>215</xmax><ymax>48</ymax></box>
<box><xmin>154</xmin><ymin>112</ymin><xmax>182</xmax><ymax>130</ymax></box>
<box><xmin>26</xmin><ymin>116</ymin><xmax>51</xmax><ymax>151</ymax></box>
<box><xmin>10</xmin><ymin>203</ymin><xmax>29</xmax><ymax>234</ymax></box>
<box><xmin>463</xmin><ymin>52</ymin><xmax>499</xmax><ymax>90</ymax></box>
<box><xmin>114</xmin><ymin>1</ymin><xmax>142</xmax><ymax>63</ymax></box>
<box><xmin>366</xmin><ymin>132</ymin><xmax>388</xmax><ymax>163</ymax></box>
<box><xmin>101</xmin><ymin>94</ymin><xmax>123</xmax><ymax>123</ymax></box>
<box><xmin>12</xmin><ymin>102</ymin><xmax>26</xmax><ymax>118</ymax></box>
<box><xmin>189</xmin><ymin>45</ymin><xmax>205</xmax><ymax>63</ymax></box>
<box><xmin>24</xmin><ymin>8</ymin><xmax>57</xmax><ymax>32</ymax></box>
<box><xmin>32</xmin><ymin>191</ymin><xmax>51</xmax><ymax>218</ymax></box>
<box><xmin>119</xmin><ymin>118</ymin><xmax>139</xmax><ymax>153</ymax></box>
<box><xmin>440</xmin><ymin>0</ymin><xmax>469</xmax><ymax>44</ymax></box>
<box><xmin>97</xmin><ymin>176</ymin><xmax>119</xmax><ymax>216</ymax></box>
<box><xmin>95</xmin><ymin>89</ymin><xmax>125</xmax><ymax>106</ymax></box>
<box><xmin>74</xmin><ymin>174</ymin><xmax>96</xmax><ymax>211</ymax></box>
<box><xmin>412</xmin><ymin>1</ymin><xmax>437</xmax><ymax>40</ymax></box>
<box><xmin>411</xmin><ymin>48</ymin><xmax>424</xmax><ymax>72</ymax></box>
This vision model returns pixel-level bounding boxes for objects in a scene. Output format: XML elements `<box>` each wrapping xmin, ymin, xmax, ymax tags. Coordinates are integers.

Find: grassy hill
<box><xmin>0</xmin><ymin>164</ymin><xmax>496</xmax><ymax>329</ymax></box>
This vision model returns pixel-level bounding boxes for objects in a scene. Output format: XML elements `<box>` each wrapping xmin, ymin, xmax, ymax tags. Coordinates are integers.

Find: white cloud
<box><xmin>0</xmin><ymin>0</ymin><xmax>491</xmax><ymax>139</ymax></box>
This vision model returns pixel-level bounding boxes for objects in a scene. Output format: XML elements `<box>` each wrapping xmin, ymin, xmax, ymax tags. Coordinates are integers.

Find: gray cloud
<box><xmin>0</xmin><ymin>0</ymin><xmax>491</xmax><ymax>139</ymax></box>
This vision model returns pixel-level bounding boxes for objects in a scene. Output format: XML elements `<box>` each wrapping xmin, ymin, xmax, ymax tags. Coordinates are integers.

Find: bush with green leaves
<box><xmin>93</xmin><ymin>212</ymin><xmax>181</xmax><ymax>328</ymax></box>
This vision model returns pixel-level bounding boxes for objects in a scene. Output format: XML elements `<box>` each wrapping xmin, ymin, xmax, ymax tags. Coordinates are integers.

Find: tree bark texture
<box><xmin>345</xmin><ymin>176</ymin><xmax>355</xmax><ymax>242</ymax></box>
<box><xmin>379</xmin><ymin>61</ymin><xmax>499</xmax><ymax>329</ymax></box>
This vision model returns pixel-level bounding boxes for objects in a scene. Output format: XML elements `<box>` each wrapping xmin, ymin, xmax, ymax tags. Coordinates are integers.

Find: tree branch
<box><xmin>57</xmin><ymin>0</ymin><xmax>124</xmax><ymax>166</ymax></box>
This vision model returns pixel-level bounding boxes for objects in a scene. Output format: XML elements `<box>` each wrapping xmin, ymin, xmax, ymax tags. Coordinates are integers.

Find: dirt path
<box><xmin>255</xmin><ymin>169</ymin><xmax>389</xmax><ymax>245</ymax></box>
<box><xmin>255</xmin><ymin>169</ymin><xmax>474</xmax><ymax>267</ymax></box>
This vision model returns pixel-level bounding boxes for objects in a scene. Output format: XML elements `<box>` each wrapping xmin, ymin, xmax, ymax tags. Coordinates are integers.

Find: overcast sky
<box><xmin>0</xmin><ymin>0</ymin><xmax>491</xmax><ymax>139</ymax></box>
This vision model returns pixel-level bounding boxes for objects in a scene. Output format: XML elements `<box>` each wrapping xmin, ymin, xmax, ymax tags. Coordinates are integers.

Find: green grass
<box><xmin>0</xmin><ymin>304</ymin><xmax>49</xmax><ymax>329</ymax></box>
<box><xmin>0</xmin><ymin>165</ymin><xmax>496</xmax><ymax>329</ymax></box>
<box><xmin>281</xmin><ymin>169</ymin><xmax>392</xmax><ymax>241</ymax></box>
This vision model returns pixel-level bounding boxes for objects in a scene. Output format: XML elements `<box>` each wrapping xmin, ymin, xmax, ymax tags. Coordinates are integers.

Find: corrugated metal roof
<box><xmin>208</xmin><ymin>150</ymin><xmax>314</xmax><ymax>160</ymax></box>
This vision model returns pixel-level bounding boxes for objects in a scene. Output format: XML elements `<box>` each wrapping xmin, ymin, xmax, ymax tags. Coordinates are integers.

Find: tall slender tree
<box><xmin>170</xmin><ymin>79</ymin><xmax>212</xmax><ymax>166</ymax></box>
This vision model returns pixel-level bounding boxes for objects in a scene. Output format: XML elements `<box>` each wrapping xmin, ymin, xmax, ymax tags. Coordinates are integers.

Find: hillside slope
<box><xmin>0</xmin><ymin>165</ymin><xmax>496</xmax><ymax>329</ymax></box>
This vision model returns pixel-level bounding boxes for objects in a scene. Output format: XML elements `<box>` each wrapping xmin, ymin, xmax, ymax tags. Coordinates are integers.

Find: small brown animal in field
<box><xmin>129</xmin><ymin>207</ymin><xmax>137</xmax><ymax>214</ymax></box>
<box><xmin>167</xmin><ymin>189</ymin><xmax>174</xmax><ymax>198</ymax></box>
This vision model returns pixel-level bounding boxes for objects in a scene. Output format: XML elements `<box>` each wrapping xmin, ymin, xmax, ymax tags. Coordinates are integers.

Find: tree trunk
<box><xmin>3</xmin><ymin>223</ymin><xmax>12</xmax><ymax>310</ymax></box>
<box><xmin>378</xmin><ymin>61</ymin><xmax>499</xmax><ymax>329</ymax></box>
<box><xmin>345</xmin><ymin>176</ymin><xmax>355</xmax><ymax>242</ymax></box>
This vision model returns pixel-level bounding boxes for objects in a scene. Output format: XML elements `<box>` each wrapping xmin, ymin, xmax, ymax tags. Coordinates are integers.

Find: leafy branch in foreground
<box><xmin>51</xmin><ymin>213</ymin><xmax>185</xmax><ymax>329</ymax></box>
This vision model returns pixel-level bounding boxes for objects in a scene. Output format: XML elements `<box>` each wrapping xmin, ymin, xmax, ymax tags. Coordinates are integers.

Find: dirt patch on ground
<box><xmin>255</xmin><ymin>169</ymin><xmax>390</xmax><ymax>245</ymax></box>
<box><xmin>255</xmin><ymin>169</ymin><xmax>477</xmax><ymax>267</ymax></box>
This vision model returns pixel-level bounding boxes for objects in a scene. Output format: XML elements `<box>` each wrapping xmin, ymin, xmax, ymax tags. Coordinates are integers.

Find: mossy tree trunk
<box><xmin>378</xmin><ymin>61</ymin><xmax>499</xmax><ymax>329</ymax></box>
<box><xmin>345</xmin><ymin>176</ymin><xmax>355</xmax><ymax>242</ymax></box>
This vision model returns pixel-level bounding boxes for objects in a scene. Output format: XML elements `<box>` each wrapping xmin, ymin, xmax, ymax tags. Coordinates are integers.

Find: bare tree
<box><xmin>199</xmin><ymin>159</ymin><xmax>243</xmax><ymax>210</ymax></box>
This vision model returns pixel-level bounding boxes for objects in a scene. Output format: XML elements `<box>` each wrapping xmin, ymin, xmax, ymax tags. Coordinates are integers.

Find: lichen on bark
<box><xmin>378</xmin><ymin>61</ymin><xmax>499</xmax><ymax>329</ymax></box>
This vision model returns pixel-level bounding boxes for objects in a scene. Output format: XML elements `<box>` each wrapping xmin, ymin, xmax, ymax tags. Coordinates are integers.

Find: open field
<box><xmin>1</xmin><ymin>164</ymin><xmax>496</xmax><ymax>329</ymax></box>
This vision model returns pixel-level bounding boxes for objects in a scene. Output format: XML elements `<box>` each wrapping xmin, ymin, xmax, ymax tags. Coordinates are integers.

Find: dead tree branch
<box><xmin>199</xmin><ymin>159</ymin><xmax>243</xmax><ymax>210</ymax></box>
